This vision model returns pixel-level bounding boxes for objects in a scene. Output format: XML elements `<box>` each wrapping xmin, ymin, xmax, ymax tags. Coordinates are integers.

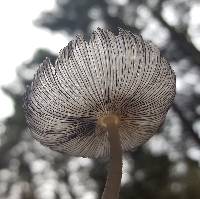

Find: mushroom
<box><xmin>24</xmin><ymin>28</ymin><xmax>176</xmax><ymax>199</ymax></box>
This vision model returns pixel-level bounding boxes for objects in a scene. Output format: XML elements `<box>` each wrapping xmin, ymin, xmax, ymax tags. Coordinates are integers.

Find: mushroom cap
<box><xmin>24</xmin><ymin>28</ymin><xmax>176</xmax><ymax>158</ymax></box>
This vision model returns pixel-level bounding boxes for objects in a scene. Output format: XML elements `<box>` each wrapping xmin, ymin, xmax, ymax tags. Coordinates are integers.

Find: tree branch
<box><xmin>172</xmin><ymin>103</ymin><xmax>200</xmax><ymax>146</ymax></box>
<box><xmin>149</xmin><ymin>4</ymin><xmax>200</xmax><ymax>66</ymax></box>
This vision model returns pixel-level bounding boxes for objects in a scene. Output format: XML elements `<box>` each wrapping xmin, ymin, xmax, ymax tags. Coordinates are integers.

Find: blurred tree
<box><xmin>1</xmin><ymin>0</ymin><xmax>200</xmax><ymax>199</ymax></box>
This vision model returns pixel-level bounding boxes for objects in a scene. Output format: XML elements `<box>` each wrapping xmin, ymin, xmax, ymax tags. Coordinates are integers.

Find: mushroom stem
<box><xmin>101</xmin><ymin>124</ymin><xmax>122</xmax><ymax>199</ymax></box>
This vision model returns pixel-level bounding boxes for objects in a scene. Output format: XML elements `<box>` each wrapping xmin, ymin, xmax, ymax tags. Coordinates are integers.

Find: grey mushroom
<box><xmin>24</xmin><ymin>28</ymin><xmax>176</xmax><ymax>199</ymax></box>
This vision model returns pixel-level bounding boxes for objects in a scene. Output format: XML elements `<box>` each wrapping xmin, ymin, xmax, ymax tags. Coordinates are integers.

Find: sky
<box><xmin>0</xmin><ymin>0</ymin><xmax>69</xmax><ymax>120</ymax></box>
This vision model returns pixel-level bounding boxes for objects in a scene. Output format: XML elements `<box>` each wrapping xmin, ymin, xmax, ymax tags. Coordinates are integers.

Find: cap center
<box><xmin>98</xmin><ymin>114</ymin><xmax>120</xmax><ymax>128</ymax></box>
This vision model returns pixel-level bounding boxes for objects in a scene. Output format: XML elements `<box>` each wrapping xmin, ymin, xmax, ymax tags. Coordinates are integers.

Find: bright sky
<box><xmin>0</xmin><ymin>0</ymin><xmax>69</xmax><ymax>120</ymax></box>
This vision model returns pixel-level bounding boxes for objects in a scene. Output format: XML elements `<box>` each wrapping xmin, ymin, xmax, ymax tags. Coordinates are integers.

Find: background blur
<box><xmin>0</xmin><ymin>0</ymin><xmax>200</xmax><ymax>199</ymax></box>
